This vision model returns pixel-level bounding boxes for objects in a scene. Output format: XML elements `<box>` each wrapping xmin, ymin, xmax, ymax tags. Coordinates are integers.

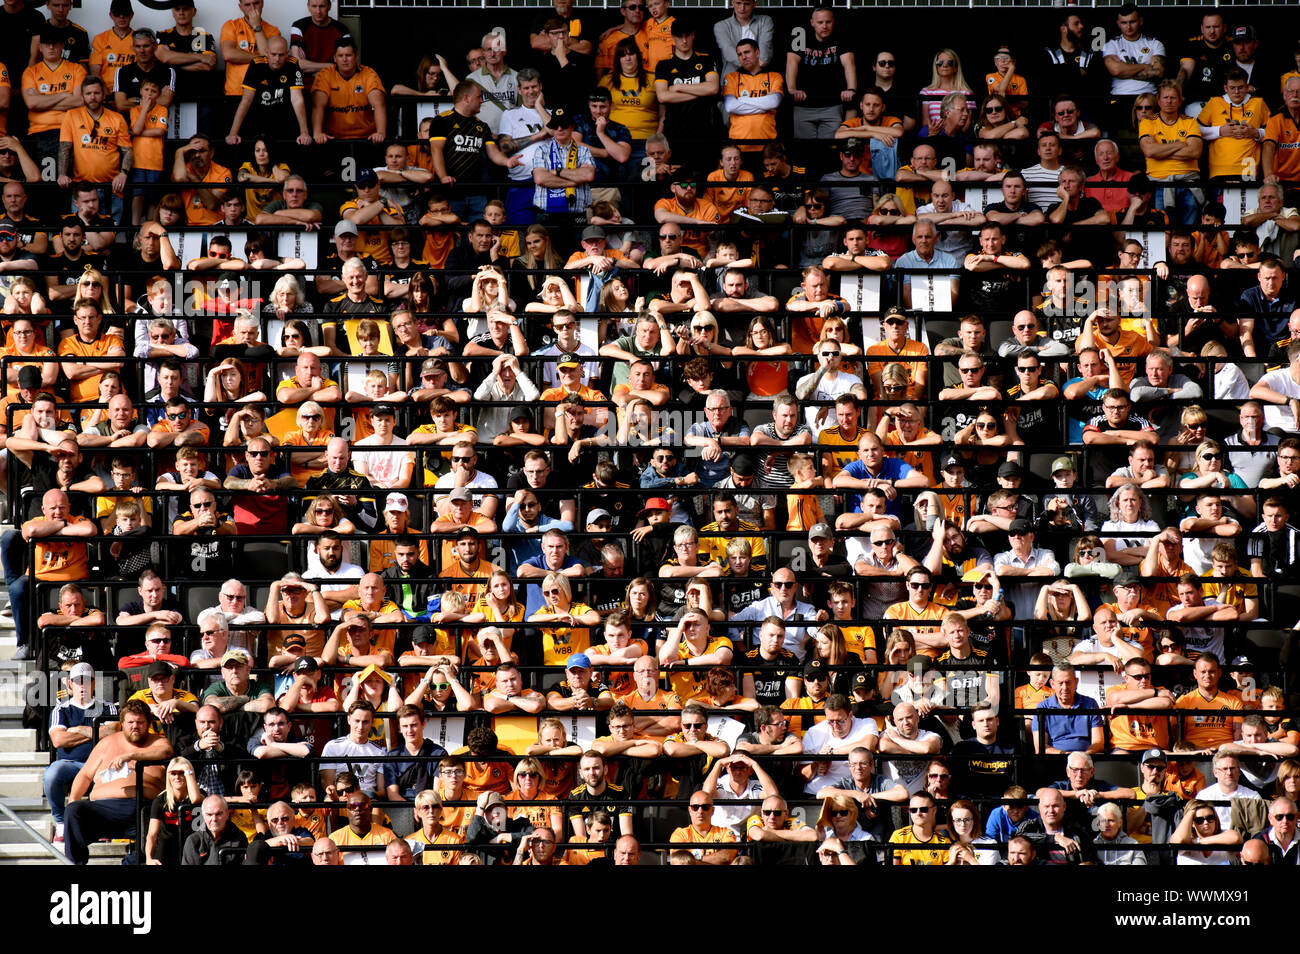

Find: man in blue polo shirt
<box><xmin>1032</xmin><ymin>664</ymin><xmax>1103</xmax><ymax>754</ymax></box>
<box><xmin>830</xmin><ymin>432</ymin><xmax>928</xmax><ymax>519</ymax></box>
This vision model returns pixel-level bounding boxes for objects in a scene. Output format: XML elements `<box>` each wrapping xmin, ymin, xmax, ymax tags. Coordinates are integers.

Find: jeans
<box><xmin>504</xmin><ymin>186</ymin><xmax>536</xmax><ymax>226</ymax></box>
<box><xmin>792</xmin><ymin>105</ymin><xmax>843</xmax><ymax>140</ymax></box>
<box><xmin>64</xmin><ymin>797</ymin><xmax>141</xmax><ymax>865</ymax></box>
<box><xmin>43</xmin><ymin>759</ymin><xmax>84</xmax><ymax>824</ymax></box>
<box><xmin>1152</xmin><ymin>174</ymin><xmax>1204</xmax><ymax>226</ymax></box>
<box><xmin>1</xmin><ymin>529</ymin><xmax>29</xmax><ymax>648</ymax></box>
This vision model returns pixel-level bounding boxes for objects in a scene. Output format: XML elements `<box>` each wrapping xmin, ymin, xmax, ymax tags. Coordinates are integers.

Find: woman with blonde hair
<box><xmin>1170</xmin><ymin>798</ymin><xmax>1240</xmax><ymax>865</ymax></box>
<box><xmin>504</xmin><ymin>756</ymin><xmax>564</xmax><ymax>841</ymax></box>
<box><xmin>528</xmin><ymin>573</ymin><xmax>601</xmax><ymax>666</ymax></box>
<box><xmin>280</xmin><ymin>399</ymin><xmax>335</xmax><ymax>487</ymax></box>
<box><xmin>512</xmin><ymin>225</ymin><xmax>565</xmax><ymax>294</ymax></box>
<box><xmin>144</xmin><ymin>756</ymin><xmax>201</xmax><ymax>865</ymax></box>
<box><xmin>918</xmin><ymin>48</ymin><xmax>974</xmax><ymax>130</ymax></box>
<box><xmin>815</xmin><ymin>794</ymin><xmax>873</xmax><ymax>865</ymax></box>
<box><xmin>1177</xmin><ymin>438</ymin><xmax>1252</xmax><ymax>519</ymax></box>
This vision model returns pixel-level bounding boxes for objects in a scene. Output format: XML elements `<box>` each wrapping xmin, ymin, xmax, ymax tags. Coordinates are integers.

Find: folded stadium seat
<box><xmin>1028</xmin><ymin>453</ymin><xmax>1063</xmax><ymax>483</ymax></box>
<box><xmin>1092</xmin><ymin>758</ymin><xmax>1139</xmax><ymax>791</ymax></box>
<box><xmin>986</xmin><ymin>319</ymin><xmax>1013</xmax><ymax>351</ymax></box>
<box><xmin>1242</xmin><ymin>628</ymin><xmax>1287</xmax><ymax>674</ymax></box>
<box><xmin>924</xmin><ymin>318</ymin><xmax>958</xmax><ymax>350</ymax></box>
<box><xmin>183</xmin><ymin>585</ymin><xmax>222</xmax><ymax>626</ymax></box>
<box><xmin>242</xmin><ymin>542</ymin><xmax>290</xmax><ymax>583</ymax></box>
<box><xmin>109</xmin><ymin>583</ymin><xmax>139</xmax><ymax>618</ymax></box>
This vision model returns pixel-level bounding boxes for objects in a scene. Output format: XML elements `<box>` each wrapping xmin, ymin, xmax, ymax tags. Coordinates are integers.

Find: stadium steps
<box><xmin>0</xmin><ymin>645</ymin><xmax>60</xmax><ymax>863</ymax></box>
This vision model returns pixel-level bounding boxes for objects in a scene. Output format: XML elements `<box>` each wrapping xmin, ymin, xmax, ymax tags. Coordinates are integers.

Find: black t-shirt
<box><xmin>789</xmin><ymin>27</ymin><xmax>848</xmax><ymax>108</ymax></box>
<box><xmin>429</xmin><ymin>111</ymin><xmax>497</xmax><ymax>182</ymax></box>
<box><xmin>45</xmin><ymin>21</ymin><xmax>90</xmax><ymax>65</ymax></box>
<box><xmin>741</xmin><ymin>647</ymin><xmax>800</xmax><ymax>707</ymax></box>
<box><xmin>156</xmin><ymin>27</ymin><xmax>218</xmax><ymax>101</ymax></box>
<box><xmin>1180</xmin><ymin>36</ymin><xmax>1235</xmax><ymax>105</ymax></box>
<box><xmin>0</xmin><ymin>4</ymin><xmax>44</xmax><ymax>79</ymax></box>
<box><xmin>981</xmin><ymin>201</ymin><xmax>1043</xmax><ymax>256</ymax></box>
<box><xmin>566</xmin><ymin>781</ymin><xmax>632</xmax><ymax>827</ymax></box>
<box><xmin>28</xmin><ymin>460</ymin><xmax>98</xmax><ymax>521</ymax></box>
<box><xmin>171</xmin><ymin>509</ymin><xmax>236</xmax><ymax>580</ymax></box>
<box><xmin>239</xmin><ymin>57</ymin><xmax>305</xmax><ymax>132</ymax></box>
<box><xmin>1057</xmin><ymin>196</ymin><xmax>1110</xmax><ymax>264</ymax></box>
<box><xmin>114</xmin><ymin>61</ymin><xmax>177</xmax><ymax>104</ymax></box>
<box><xmin>655</xmin><ymin>53</ymin><xmax>720</xmax><ymax>138</ymax></box>
<box><xmin>950</xmin><ymin>737</ymin><xmax>1016</xmax><ymax>798</ymax></box>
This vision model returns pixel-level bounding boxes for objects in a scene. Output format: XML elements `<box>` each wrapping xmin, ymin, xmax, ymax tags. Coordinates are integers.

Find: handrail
<box><xmin>0</xmin><ymin>802</ymin><xmax>74</xmax><ymax>865</ymax></box>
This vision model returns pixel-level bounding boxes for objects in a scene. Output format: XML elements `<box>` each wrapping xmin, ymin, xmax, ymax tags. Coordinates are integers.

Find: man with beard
<box><xmin>64</xmin><ymin>699</ymin><xmax>172</xmax><ymax>864</ymax></box>
<box><xmin>304</xmin><ymin>530</ymin><xmax>365</xmax><ymax>618</ymax></box>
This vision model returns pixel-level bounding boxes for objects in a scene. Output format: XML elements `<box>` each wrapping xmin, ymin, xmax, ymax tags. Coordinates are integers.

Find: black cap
<box><xmin>1008</xmin><ymin>518</ymin><xmax>1033</xmax><ymax>534</ymax></box>
<box><xmin>412</xmin><ymin>624</ymin><xmax>438</xmax><ymax>645</ymax></box>
<box><xmin>146</xmin><ymin>661</ymin><xmax>173</xmax><ymax>679</ymax></box>
<box><xmin>546</xmin><ymin>108</ymin><xmax>574</xmax><ymax>130</ymax></box>
<box><xmin>941</xmin><ymin>454</ymin><xmax>963</xmax><ymax>471</ymax></box>
<box><xmin>997</xmin><ymin>461</ymin><xmax>1023</xmax><ymax>479</ymax></box>
<box><xmin>803</xmin><ymin>659</ymin><xmax>829</xmax><ymax>679</ymax></box>
<box><xmin>1114</xmin><ymin>568</ymin><xmax>1141</xmax><ymax>587</ymax></box>
<box><xmin>731</xmin><ymin>454</ymin><xmax>757</xmax><ymax>477</ymax></box>
<box><xmin>371</xmin><ymin>403</ymin><xmax>396</xmax><ymax>417</ymax></box>
<box><xmin>294</xmin><ymin>656</ymin><xmax>319</xmax><ymax>674</ymax></box>
<box><xmin>355</xmin><ymin>168</ymin><xmax>378</xmax><ymax>188</ymax></box>
<box><xmin>508</xmin><ymin>405</ymin><xmax>532</xmax><ymax>422</ymax></box>
<box><xmin>840</xmin><ymin>138</ymin><xmax>865</xmax><ymax>155</ymax></box>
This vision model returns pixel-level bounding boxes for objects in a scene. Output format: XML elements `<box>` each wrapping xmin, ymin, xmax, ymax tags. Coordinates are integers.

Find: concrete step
<box><xmin>0</xmin><ymin>752</ymin><xmax>48</xmax><ymax>769</ymax></box>
<box><xmin>0</xmin><ymin>771</ymin><xmax>44</xmax><ymax>798</ymax></box>
<box><xmin>0</xmin><ymin>843</ymin><xmax>65</xmax><ymax>864</ymax></box>
<box><xmin>0</xmin><ymin>729</ymin><xmax>36</xmax><ymax>753</ymax></box>
<box><xmin>0</xmin><ymin>706</ymin><xmax>28</xmax><ymax>727</ymax></box>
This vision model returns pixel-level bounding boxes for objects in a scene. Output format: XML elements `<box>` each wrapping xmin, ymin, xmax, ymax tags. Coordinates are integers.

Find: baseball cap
<box><xmin>637</xmin><ymin>497</ymin><xmax>672</xmax><ymax>519</ymax></box>
<box><xmin>557</xmin><ymin>353</ymin><xmax>582</xmax><ymax>370</ymax></box>
<box><xmin>421</xmin><ymin>357</ymin><xmax>447</xmax><ymax>376</ymax></box>
<box><xmin>371</xmin><ymin>403</ymin><xmax>396</xmax><ymax>418</ymax></box>
<box><xmin>941</xmin><ymin>454</ymin><xmax>963</xmax><ymax>472</ymax></box>
<box><xmin>840</xmin><ymin>138</ymin><xmax>865</xmax><ymax>155</ymax></box>
<box><xmin>1008</xmin><ymin>518</ymin><xmax>1033</xmax><ymax>534</ymax></box>
<box><xmin>1114</xmin><ymin>568</ymin><xmax>1141</xmax><ymax>587</ymax></box>
<box><xmin>1231</xmin><ymin>25</ymin><xmax>1256</xmax><ymax>42</ymax></box>
<box><xmin>882</xmin><ymin>305</ymin><xmax>908</xmax><ymax>323</ymax></box>
<box><xmin>447</xmin><ymin>487</ymin><xmax>473</xmax><ymax>503</ymax></box>
<box><xmin>808</xmin><ymin>523</ymin><xmax>833</xmax><ymax>541</ymax></box>
<box><xmin>412</xmin><ymin>625</ymin><xmax>438</xmax><ymax>645</ymax></box>
<box><xmin>0</xmin><ymin>226</ymin><xmax>18</xmax><ymax>241</ymax></box>
<box><xmin>1229</xmin><ymin>655</ymin><xmax>1254</xmax><ymax>670</ymax></box>
<box><xmin>333</xmin><ymin>220</ymin><xmax>359</xmax><ymax>237</ymax></box>
<box><xmin>1051</xmin><ymin>456</ymin><xmax>1075</xmax><ymax>474</ymax></box>
<box><xmin>566</xmin><ymin>653</ymin><xmax>592</xmax><ymax>670</ymax></box>
<box><xmin>580</xmin><ymin>226</ymin><xmax>607</xmax><ymax>242</ymax></box>
<box><xmin>384</xmin><ymin>492</ymin><xmax>409</xmax><ymax>513</ymax></box>
<box><xmin>546</xmin><ymin>108</ymin><xmax>574</xmax><ymax>130</ymax></box>
<box><xmin>294</xmin><ymin>656</ymin><xmax>320</xmax><ymax>674</ymax></box>
<box><xmin>1140</xmin><ymin>749</ymin><xmax>1166</xmax><ymax>766</ymax></box>
<box><xmin>283</xmin><ymin>634</ymin><xmax>307</xmax><ymax>651</ymax></box>
<box><xmin>731</xmin><ymin>454</ymin><xmax>757</xmax><ymax>477</ymax></box>
<box><xmin>355</xmin><ymin>168</ymin><xmax>378</xmax><ymax>188</ymax></box>
<box><xmin>508</xmin><ymin>405</ymin><xmax>532</xmax><ymax>422</ymax></box>
<box><xmin>586</xmin><ymin>508</ymin><xmax>612</xmax><ymax>525</ymax></box>
<box><xmin>803</xmin><ymin>659</ymin><xmax>829</xmax><ymax>679</ymax></box>
<box><xmin>146</xmin><ymin>661</ymin><xmax>174</xmax><ymax>679</ymax></box>
<box><xmin>851</xmin><ymin>672</ymin><xmax>869</xmax><ymax>692</ymax></box>
<box><xmin>998</xmin><ymin>462</ymin><xmax>1024</xmax><ymax>479</ymax></box>
<box><xmin>221</xmin><ymin>649</ymin><xmax>253</xmax><ymax>667</ymax></box>
<box><xmin>68</xmin><ymin>662</ymin><xmax>95</xmax><ymax>681</ymax></box>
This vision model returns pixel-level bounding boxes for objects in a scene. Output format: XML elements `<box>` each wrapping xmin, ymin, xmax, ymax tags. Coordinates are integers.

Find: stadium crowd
<box><xmin>1</xmin><ymin>0</ymin><xmax>1298</xmax><ymax>866</ymax></box>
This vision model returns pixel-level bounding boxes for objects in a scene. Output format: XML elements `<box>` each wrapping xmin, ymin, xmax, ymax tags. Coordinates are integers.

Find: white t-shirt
<box><xmin>352</xmin><ymin>436</ymin><xmax>414</xmax><ymax>489</ymax></box>
<box><xmin>433</xmin><ymin>469</ymin><xmax>501</xmax><ymax>513</ymax></box>
<box><xmin>882</xmin><ymin>729</ymin><xmax>943</xmax><ymax>794</ymax></box>
<box><xmin>801</xmin><ymin>717</ymin><xmax>880</xmax><ymax>792</ymax></box>
<box><xmin>304</xmin><ymin>560</ymin><xmax>366</xmax><ymax>620</ymax></box>
<box><xmin>1102</xmin><ymin>35</ymin><xmax>1166</xmax><ymax>95</ymax></box>
<box><xmin>498</xmin><ymin>104</ymin><xmax>547</xmax><ymax>182</ymax></box>
<box><xmin>1254</xmin><ymin>367</ymin><xmax>1300</xmax><ymax>432</ymax></box>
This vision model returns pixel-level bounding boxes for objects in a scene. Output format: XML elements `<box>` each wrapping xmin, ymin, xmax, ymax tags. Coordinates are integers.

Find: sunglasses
<box><xmin>772</xmin><ymin>581</ymin><xmax>795</xmax><ymax>588</ymax></box>
<box><xmin>907</xmin><ymin>581</ymin><xmax>931</xmax><ymax>589</ymax></box>
<box><xmin>1199</xmin><ymin>453</ymin><xmax>1221</xmax><ymax>461</ymax></box>
<box><xmin>682</xmin><ymin>722</ymin><xmax>707</xmax><ymax>730</ymax></box>
<box><xmin>936</xmin><ymin>59</ymin><xmax>955</xmax><ymax>66</ymax></box>
<box><xmin>877</xmin><ymin>59</ymin><xmax>895</xmax><ymax>66</ymax></box>
<box><xmin>246</xmin><ymin>449</ymin><xmax>270</xmax><ymax>457</ymax></box>
<box><xmin>688</xmin><ymin>803</ymin><xmax>711</xmax><ymax>810</ymax></box>
<box><xmin>192</xmin><ymin>501</ymin><xmax>214</xmax><ymax>509</ymax></box>
<box><xmin>760</xmin><ymin>808</ymin><xmax>784</xmax><ymax>816</ymax></box>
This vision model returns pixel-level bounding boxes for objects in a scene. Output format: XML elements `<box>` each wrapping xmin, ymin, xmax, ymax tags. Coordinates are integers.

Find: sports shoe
<box><xmin>53</xmin><ymin>824</ymin><xmax>64</xmax><ymax>843</ymax></box>
<box><xmin>10</xmin><ymin>645</ymin><xmax>30</xmax><ymax>661</ymax></box>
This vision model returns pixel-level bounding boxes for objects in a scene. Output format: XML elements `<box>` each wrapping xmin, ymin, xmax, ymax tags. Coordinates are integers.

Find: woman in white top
<box><xmin>945</xmin><ymin>799</ymin><xmax>999</xmax><ymax>865</ymax></box>
<box><xmin>1171</xmin><ymin>798</ymin><xmax>1240</xmax><ymax>865</ymax></box>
